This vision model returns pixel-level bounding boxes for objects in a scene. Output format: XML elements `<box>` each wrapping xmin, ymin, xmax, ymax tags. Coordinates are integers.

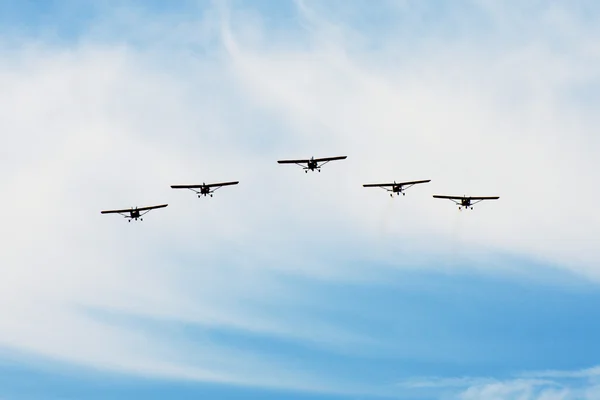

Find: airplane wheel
<box><xmin>403</xmin><ymin>193</ymin><xmax>405</xmax><ymax>196</ymax></box>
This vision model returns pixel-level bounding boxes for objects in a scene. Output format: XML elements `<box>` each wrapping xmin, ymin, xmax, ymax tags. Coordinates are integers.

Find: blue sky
<box><xmin>1</xmin><ymin>1</ymin><xmax>600</xmax><ymax>399</ymax></box>
<box><xmin>3</xmin><ymin>269</ymin><xmax>600</xmax><ymax>399</ymax></box>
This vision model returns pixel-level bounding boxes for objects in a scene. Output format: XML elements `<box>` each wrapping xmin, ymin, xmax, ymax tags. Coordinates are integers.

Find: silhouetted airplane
<box><xmin>101</xmin><ymin>204</ymin><xmax>168</xmax><ymax>222</ymax></box>
<box><xmin>433</xmin><ymin>195</ymin><xmax>499</xmax><ymax>210</ymax></box>
<box><xmin>171</xmin><ymin>181</ymin><xmax>239</xmax><ymax>198</ymax></box>
<box><xmin>277</xmin><ymin>156</ymin><xmax>347</xmax><ymax>173</ymax></box>
<box><xmin>363</xmin><ymin>179</ymin><xmax>431</xmax><ymax>197</ymax></box>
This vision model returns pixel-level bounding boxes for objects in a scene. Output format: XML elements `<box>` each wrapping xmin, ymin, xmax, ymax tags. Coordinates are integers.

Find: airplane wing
<box><xmin>101</xmin><ymin>208</ymin><xmax>133</xmax><ymax>214</ymax></box>
<box><xmin>397</xmin><ymin>179</ymin><xmax>431</xmax><ymax>186</ymax></box>
<box><xmin>135</xmin><ymin>204</ymin><xmax>169</xmax><ymax>212</ymax></box>
<box><xmin>171</xmin><ymin>184</ymin><xmax>199</xmax><ymax>189</ymax></box>
<box><xmin>277</xmin><ymin>159</ymin><xmax>311</xmax><ymax>164</ymax></box>
<box><xmin>433</xmin><ymin>195</ymin><xmax>499</xmax><ymax>200</ymax></box>
<box><xmin>365</xmin><ymin>179</ymin><xmax>431</xmax><ymax>188</ymax></box>
<box><xmin>205</xmin><ymin>181</ymin><xmax>239</xmax><ymax>188</ymax></box>
<box><xmin>363</xmin><ymin>183</ymin><xmax>395</xmax><ymax>187</ymax></box>
<box><xmin>171</xmin><ymin>182</ymin><xmax>239</xmax><ymax>189</ymax></box>
<box><xmin>313</xmin><ymin>156</ymin><xmax>347</xmax><ymax>162</ymax></box>
<box><xmin>469</xmin><ymin>196</ymin><xmax>500</xmax><ymax>200</ymax></box>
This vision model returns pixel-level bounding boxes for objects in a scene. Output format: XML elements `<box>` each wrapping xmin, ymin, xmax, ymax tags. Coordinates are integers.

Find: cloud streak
<box><xmin>398</xmin><ymin>365</ymin><xmax>600</xmax><ymax>400</ymax></box>
<box><xmin>221</xmin><ymin>0</ymin><xmax>600</xmax><ymax>277</ymax></box>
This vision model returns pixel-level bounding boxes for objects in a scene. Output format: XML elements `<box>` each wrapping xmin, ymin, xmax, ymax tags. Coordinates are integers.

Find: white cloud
<box><xmin>1</xmin><ymin>0</ymin><xmax>600</xmax><ymax>395</ymax></box>
<box><xmin>397</xmin><ymin>366</ymin><xmax>600</xmax><ymax>399</ymax></box>
<box><xmin>458</xmin><ymin>379</ymin><xmax>567</xmax><ymax>400</ymax></box>
<box><xmin>221</xmin><ymin>0</ymin><xmax>600</xmax><ymax>278</ymax></box>
<box><xmin>0</xmin><ymin>39</ymin><xmax>369</xmax><ymax>393</ymax></box>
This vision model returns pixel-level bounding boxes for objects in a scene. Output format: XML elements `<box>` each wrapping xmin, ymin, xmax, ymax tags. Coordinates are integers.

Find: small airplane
<box><xmin>363</xmin><ymin>179</ymin><xmax>431</xmax><ymax>197</ymax></box>
<box><xmin>433</xmin><ymin>195</ymin><xmax>499</xmax><ymax>210</ymax></box>
<box><xmin>101</xmin><ymin>204</ymin><xmax>168</xmax><ymax>222</ymax></box>
<box><xmin>277</xmin><ymin>156</ymin><xmax>347</xmax><ymax>173</ymax></box>
<box><xmin>170</xmin><ymin>181</ymin><xmax>239</xmax><ymax>198</ymax></box>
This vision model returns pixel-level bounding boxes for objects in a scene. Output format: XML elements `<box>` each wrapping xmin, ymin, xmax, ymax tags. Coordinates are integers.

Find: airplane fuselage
<box><xmin>461</xmin><ymin>198</ymin><xmax>471</xmax><ymax>207</ymax></box>
<box><xmin>127</xmin><ymin>209</ymin><xmax>142</xmax><ymax>221</ymax></box>
<box><xmin>307</xmin><ymin>159</ymin><xmax>318</xmax><ymax>170</ymax></box>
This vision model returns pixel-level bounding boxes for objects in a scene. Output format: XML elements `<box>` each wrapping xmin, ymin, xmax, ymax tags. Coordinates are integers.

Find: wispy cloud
<box><xmin>396</xmin><ymin>365</ymin><xmax>600</xmax><ymax>399</ymax></box>
<box><xmin>220</xmin><ymin>0</ymin><xmax>600</xmax><ymax>277</ymax></box>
